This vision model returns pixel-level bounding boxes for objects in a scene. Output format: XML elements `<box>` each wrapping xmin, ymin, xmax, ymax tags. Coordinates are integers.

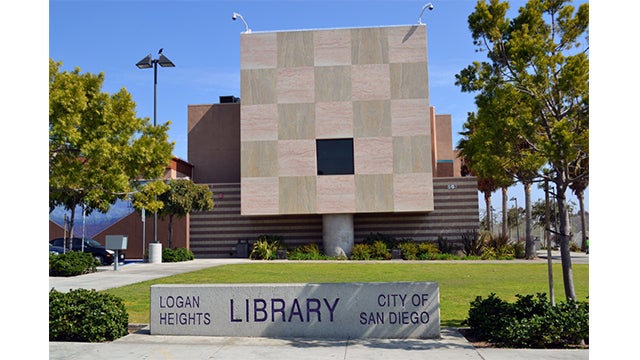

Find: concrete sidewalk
<box><xmin>48</xmin><ymin>255</ymin><xmax>589</xmax><ymax>360</ymax></box>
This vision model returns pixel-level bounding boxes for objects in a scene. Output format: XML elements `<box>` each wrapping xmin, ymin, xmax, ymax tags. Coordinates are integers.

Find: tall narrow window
<box><xmin>316</xmin><ymin>139</ymin><xmax>354</xmax><ymax>175</ymax></box>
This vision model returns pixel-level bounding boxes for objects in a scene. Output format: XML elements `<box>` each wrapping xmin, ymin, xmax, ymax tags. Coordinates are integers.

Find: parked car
<box><xmin>49</xmin><ymin>243</ymin><xmax>66</xmax><ymax>255</ymax></box>
<box><xmin>49</xmin><ymin>237</ymin><xmax>125</xmax><ymax>265</ymax></box>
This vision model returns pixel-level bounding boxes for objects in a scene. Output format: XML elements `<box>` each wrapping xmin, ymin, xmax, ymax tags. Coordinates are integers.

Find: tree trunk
<box><xmin>67</xmin><ymin>205</ymin><xmax>77</xmax><ymax>251</ymax></box>
<box><xmin>578</xmin><ymin>191</ymin><xmax>587</xmax><ymax>252</ymax></box>
<box><xmin>484</xmin><ymin>191</ymin><xmax>492</xmax><ymax>232</ymax></box>
<box><xmin>556</xmin><ymin>179</ymin><xmax>577</xmax><ymax>301</ymax></box>
<box><xmin>524</xmin><ymin>182</ymin><xmax>536</xmax><ymax>259</ymax></box>
<box><xmin>501</xmin><ymin>187</ymin><xmax>508</xmax><ymax>237</ymax></box>
<box><xmin>168</xmin><ymin>214</ymin><xmax>174</xmax><ymax>249</ymax></box>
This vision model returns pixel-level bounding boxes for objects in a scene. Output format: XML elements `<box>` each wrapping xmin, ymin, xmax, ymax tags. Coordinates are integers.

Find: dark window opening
<box><xmin>316</xmin><ymin>139</ymin><xmax>354</xmax><ymax>175</ymax></box>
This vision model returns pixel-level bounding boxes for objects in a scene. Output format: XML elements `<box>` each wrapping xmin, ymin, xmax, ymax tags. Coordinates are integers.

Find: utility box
<box><xmin>106</xmin><ymin>235</ymin><xmax>128</xmax><ymax>250</ymax></box>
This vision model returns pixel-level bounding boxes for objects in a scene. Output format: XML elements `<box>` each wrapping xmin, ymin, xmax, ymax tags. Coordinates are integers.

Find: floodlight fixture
<box><xmin>232</xmin><ymin>12</ymin><xmax>251</xmax><ymax>33</ymax></box>
<box><xmin>418</xmin><ymin>3</ymin><xmax>434</xmax><ymax>25</ymax></box>
<box><xmin>136</xmin><ymin>54</ymin><xmax>153</xmax><ymax>69</ymax></box>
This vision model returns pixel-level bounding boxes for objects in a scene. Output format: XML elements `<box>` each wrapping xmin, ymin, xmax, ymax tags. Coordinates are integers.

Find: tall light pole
<box><xmin>136</xmin><ymin>49</ymin><xmax>175</xmax><ymax>248</ymax></box>
<box><xmin>510</xmin><ymin>197</ymin><xmax>520</xmax><ymax>242</ymax></box>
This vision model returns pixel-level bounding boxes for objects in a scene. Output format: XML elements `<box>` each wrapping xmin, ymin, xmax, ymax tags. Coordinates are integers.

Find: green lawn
<box><xmin>104</xmin><ymin>262</ymin><xmax>589</xmax><ymax>327</ymax></box>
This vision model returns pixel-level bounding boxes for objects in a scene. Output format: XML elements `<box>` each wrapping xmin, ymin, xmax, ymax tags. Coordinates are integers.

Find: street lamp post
<box><xmin>136</xmin><ymin>49</ymin><xmax>175</xmax><ymax>262</ymax></box>
<box><xmin>510</xmin><ymin>197</ymin><xmax>520</xmax><ymax>242</ymax></box>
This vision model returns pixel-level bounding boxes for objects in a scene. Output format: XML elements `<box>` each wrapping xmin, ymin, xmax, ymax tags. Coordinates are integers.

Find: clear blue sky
<box><xmin>46</xmin><ymin>0</ymin><xmax>589</xmax><ymax>215</ymax></box>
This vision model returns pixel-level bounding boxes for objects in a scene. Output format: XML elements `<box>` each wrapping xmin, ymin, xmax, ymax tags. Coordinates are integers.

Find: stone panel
<box><xmin>241</xmin><ymin>104</ymin><xmax>278</xmax><ymax>141</ymax></box>
<box><xmin>316</xmin><ymin>175</ymin><xmax>356</xmax><ymax>213</ymax></box>
<box><xmin>390</xmin><ymin>99</ymin><xmax>429</xmax><ymax>137</ymax></box>
<box><xmin>353</xmin><ymin>100</ymin><xmax>391</xmax><ymax>137</ymax></box>
<box><xmin>279</xmin><ymin>176</ymin><xmax>317</xmax><ymax>214</ymax></box>
<box><xmin>278</xmin><ymin>103</ymin><xmax>315</xmax><ymax>140</ymax></box>
<box><xmin>354</xmin><ymin>137</ymin><xmax>393</xmax><ymax>175</ymax></box>
<box><xmin>315</xmin><ymin>66</ymin><xmax>352</xmax><ymax>102</ymax></box>
<box><xmin>315</xmin><ymin>102</ymin><xmax>354</xmax><ymax>139</ymax></box>
<box><xmin>240</xmin><ymin>32</ymin><xmax>277</xmax><ymax>69</ymax></box>
<box><xmin>278</xmin><ymin>139</ymin><xmax>317</xmax><ymax>177</ymax></box>
<box><xmin>393</xmin><ymin>173</ymin><xmax>434</xmax><ymax>212</ymax></box>
<box><xmin>351</xmin><ymin>64</ymin><xmax>390</xmax><ymax>101</ymax></box>
<box><xmin>393</xmin><ymin>136</ymin><xmax>431</xmax><ymax>174</ymax></box>
<box><xmin>277</xmin><ymin>67</ymin><xmax>315</xmax><ymax>104</ymax></box>
<box><xmin>241</xmin><ymin>141</ymin><xmax>278</xmax><ymax>177</ymax></box>
<box><xmin>390</xmin><ymin>62</ymin><xmax>429</xmax><ymax>99</ymax></box>
<box><xmin>314</xmin><ymin>29</ymin><xmax>352</xmax><ymax>66</ymax></box>
<box><xmin>241</xmin><ymin>69</ymin><xmax>277</xmax><ymax>105</ymax></box>
<box><xmin>387</xmin><ymin>25</ymin><xmax>427</xmax><ymax>64</ymax></box>
<box><xmin>351</xmin><ymin>27</ymin><xmax>388</xmax><ymax>65</ymax></box>
<box><xmin>278</xmin><ymin>31</ymin><xmax>314</xmax><ymax>68</ymax></box>
<box><xmin>240</xmin><ymin>177</ymin><xmax>279</xmax><ymax>215</ymax></box>
<box><xmin>355</xmin><ymin>174</ymin><xmax>393</xmax><ymax>212</ymax></box>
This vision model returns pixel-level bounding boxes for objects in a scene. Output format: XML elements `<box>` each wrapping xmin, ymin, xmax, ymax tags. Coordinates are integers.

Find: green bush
<box><xmin>437</xmin><ymin>235</ymin><xmax>455</xmax><ymax>254</ymax></box>
<box><xmin>162</xmin><ymin>247</ymin><xmax>195</xmax><ymax>262</ymax></box>
<box><xmin>464</xmin><ymin>292</ymin><xmax>588</xmax><ymax>348</ymax></box>
<box><xmin>288</xmin><ymin>243</ymin><xmax>325</xmax><ymax>260</ymax></box>
<box><xmin>461</xmin><ymin>230</ymin><xmax>484</xmax><ymax>256</ymax></box>
<box><xmin>397</xmin><ymin>241</ymin><xmax>418</xmax><ymax>260</ymax></box>
<box><xmin>362</xmin><ymin>232</ymin><xmax>397</xmax><ymax>249</ymax></box>
<box><xmin>370</xmin><ymin>240</ymin><xmax>391</xmax><ymax>260</ymax></box>
<box><xmin>49</xmin><ymin>288</ymin><xmax>129</xmax><ymax>342</ymax></box>
<box><xmin>486</xmin><ymin>233</ymin><xmax>514</xmax><ymax>259</ymax></box>
<box><xmin>250</xmin><ymin>234</ymin><xmax>282</xmax><ymax>260</ymax></box>
<box><xmin>49</xmin><ymin>251</ymin><xmax>97</xmax><ymax>277</ymax></box>
<box><xmin>512</xmin><ymin>241</ymin><xmax>526</xmax><ymax>259</ymax></box>
<box><xmin>417</xmin><ymin>242</ymin><xmax>440</xmax><ymax>257</ymax></box>
<box><xmin>350</xmin><ymin>243</ymin><xmax>371</xmax><ymax>260</ymax></box>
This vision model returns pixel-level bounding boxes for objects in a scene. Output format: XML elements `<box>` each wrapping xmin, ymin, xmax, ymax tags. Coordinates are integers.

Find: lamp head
<box><xmin>418</xmin><ymin>3</ymin><xmax>434</xmax><ymax>25</ymax></box>
<box><xmin>231</xmin><ymin>12</ymin><xmax>251</xmax><ymax>33</ymax></box>
<box><xmin>135</xmin><ymin>54</ymin><xmax>153</xmax><ymax>69</ymax></box>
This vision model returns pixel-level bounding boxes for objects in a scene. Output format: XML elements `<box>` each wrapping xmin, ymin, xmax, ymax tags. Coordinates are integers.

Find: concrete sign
<box><xmin>150</xmin><ymin>282</ymin><xmax>440</xmax><ymax>339</ymax></box>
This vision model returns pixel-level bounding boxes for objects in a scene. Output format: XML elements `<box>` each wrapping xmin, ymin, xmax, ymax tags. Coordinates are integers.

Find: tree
<box><xmin>456</xmin><ymin>0</ymin><xmax>588</xmax><ymax>300</ymax></box>
<box><xmin>569</xmin><ymin>157</ymin><xmax>588</xmax><ymax>251</ymax></box>
<box><xmin>457</xmin><ymin>81</ymin><xmax>544</xmax><ymax>258</ymax></box>
<box><xmin>49</xmin><ymin>59</ymin><xmax>174</xmax><ymax>244</ymax></box>
<box><xmin>457</xmin><ymin>111</ymin><xmax>511</xmax><ymax>233</ymax></box>
<box><xmin>134</xmin><ymin>179</ymin><xmax>215</xmax><ymax>249</ymax></box>
<box><xmin>531</xmin><ymin>198</ymin><xmax>575</xmax><ymax>247</ymax></box>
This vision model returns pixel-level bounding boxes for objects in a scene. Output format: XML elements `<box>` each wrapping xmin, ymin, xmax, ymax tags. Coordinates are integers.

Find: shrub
<box><xmin>487</xmin><ymin>232</ymin><xmax>514</xmax><ymax>259</ymax></box>
<box><xmin>437</xmin><ymin>235</ymin><xmax>455</xmax><ymax>254</ymax></box>
<box><xmin>464</xmin><ymin>292</ymin><xmax>589</xmax><ymax>348</ymax></box>
<box><xmin>370</xmin><ymin>240</ymin><xmax>391</xmax><ymax>260</ymax></box>
<box><xmin>49</xmin><ymin>288</ymin><xmax>129</xmax><ymax>342</ymax></box>
<box><xmin>511</xmin><ymin>241</ymin><xmax>526</xmax><ymax>259</ymax></box>
<box><xmin>250</xmin><ymin>234</ymin><xmax>282</xmax><ymax>260</ymax></box>
<box><xmin>350</xmin><ymin>243</ymin><xmax>371</xmax><ymax>260</ymax></box>
<box><xmin>162</xmin><ymin>247</ymin><xmax>195</xmax><ymax>262</ymax></box>
<box><xmin>363</xmin><ymin>232</ymin><xmax>397</xmax><ymax>249</ymax></box>
<box><xmin>417</xmin><ymin>242</ymin><xmax>440</xmax><ymax>257</ymax></box>
<box><xmin>288</xmin><ymin>243</ymin><xmax>325</xmax><ymax>260</ymax></box>
<box><xmin>397</xmin><ymin>241</ymin><xmax>418</xmax><ymax>260</ymax></box>
<box><xmin>461</xmin><ymin>230</ymin><xmax>484</xmax><ymax>256</ymax></box>
<box><xmin>49</xmin><ymin>251</ymin><xmax>97</xmax><ymax>277</ymax></box>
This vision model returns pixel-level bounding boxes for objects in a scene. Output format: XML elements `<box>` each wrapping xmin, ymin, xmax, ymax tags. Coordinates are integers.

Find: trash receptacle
<box><xmin>236</xmin><ymin>240</ymin><xmax>249</xmax><ymax>258</ymax></box>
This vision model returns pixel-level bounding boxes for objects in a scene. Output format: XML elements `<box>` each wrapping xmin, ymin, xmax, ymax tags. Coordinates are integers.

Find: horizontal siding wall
<box><xmin>190</xmin><ymin>177</ymin><xmax>479</xmax><ymax>258</ymax></box>
<box><xmin>354</xmin><ymin>177</ymin><xmax>479</xmax><ymax>242</ymax></box>
<box><xmin>190</xmin><ymin>183</ymin><xmax>322</xmax><ymax>258</ymax></box>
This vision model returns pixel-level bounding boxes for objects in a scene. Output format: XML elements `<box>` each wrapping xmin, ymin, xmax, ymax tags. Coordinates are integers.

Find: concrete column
<box><xmin>322</xmin><ymin>214</ymin><xmax>354</xmax><ymax>257</ymax></box>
